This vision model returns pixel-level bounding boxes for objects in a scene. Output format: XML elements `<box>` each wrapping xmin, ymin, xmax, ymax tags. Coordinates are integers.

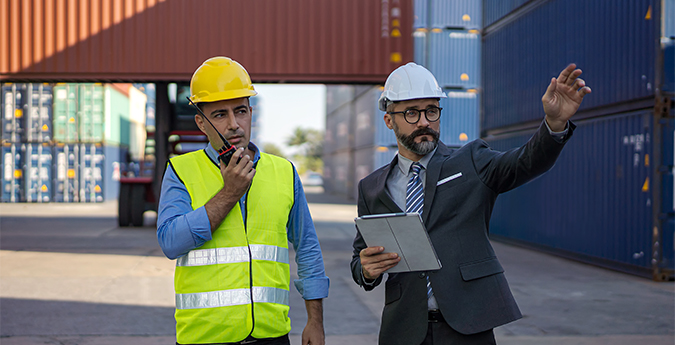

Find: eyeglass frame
<box><xmin>387</xmin><ymin>106</ymin><xmax>443</xmax><ymax>124</ymax></box>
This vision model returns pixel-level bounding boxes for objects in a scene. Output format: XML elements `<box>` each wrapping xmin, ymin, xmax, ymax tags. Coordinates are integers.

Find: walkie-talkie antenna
<box><xmin>186</xmin><ymin>97</ymin><xmax>238</xmax><ymax>165</ymax></box>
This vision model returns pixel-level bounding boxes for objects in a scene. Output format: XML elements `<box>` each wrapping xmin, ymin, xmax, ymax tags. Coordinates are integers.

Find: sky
<box><xmin>252</xmin><ymin>84</ymin><xmax>326</xmax><ymax>156</ymax></box>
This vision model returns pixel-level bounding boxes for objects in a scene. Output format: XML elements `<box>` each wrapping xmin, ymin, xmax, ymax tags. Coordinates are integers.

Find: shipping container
<box><xmin>428</xmin><ymin>29</ymin><xmax>481</xmax><ymax>89</ymax></box>
<box><xmin>78</xmin><ymin>84</ymin><xmax>105</xmax><ymax>143</ymax></box>
<box><xmin>25</xmin><ymin>84</ymin><xmax>53</xmax><ymax>143</ymax></box>
<box><xmin>1</xmin><ymin>142</ymin><xmax>23</xmax><ymax>202</ymax></box>
<box><xmin>53</xmin><ymin>143</ymin><xmax>79</xmax><ymax>202</ymax></box>
<box><xmin>105</xmin><ymin>84</ymin><xmax>131</xmax><ymax>146</ymax></box>
<box><xmin>250</xmin><ymin>96</ymin><xmax>261</xmax><ymax>148</ymax></box>
<box><xmin>326</xmin><ymin>85</ymin><xmax>356</xmax><ymax>115</ymax></box>
<box><xmin>0</xmin><ymin>0</ymin><xmax>413</xmax><ymax>84</ymax></box>
<box><xmin>103</xmin><ymin>145</ymin><xmax>125</xmax><ymax>202</ymax></box>
<box><xmin>1</xmin><ymin>83</ymin><xmax>26</xmax><ymax>142</ymax></box>
<box><xmin>413</xmin><ymin>30</ymin><xmax>428</xmax><ymax>66</ymax></box>
<box><xmin>485</xmin><ymin>110</ymin><xmax>674</xmax><ymax>278</ymax></box>
<box><xmin>78</xmin><ymin>143</ymin><xmax>104</xmax><ymax>203</ymax></box>
<box><xmin>354</xmin><ymin>87</ymin><xmax>398</xmax><ymax>149</ymax></box>
<box><xmin>325</xmin><ymin>106</ymin><xmax>352</xmax><ymax>154</ymax></box>
<box><xmin>482</xmin><ymin>0</ymin><xmax>658</xmax><ymax>131</ymax></box>
<box><xmin>23</xmin><ymin>143</ymin><xmax>52</xmax><ymax>202</ymax></box>
<box><xmin>413</xmin><ymin>0</ymin><xmax>429</xmax><ymax>29</ymax></box>
<box><xmin>52</xmin><ymin>84</ymin><xmax>79</xmax><ymax>142</ymax></box>
<box><xmin>439</xmin><ymin>90</ymin><xmax>479</xmax><ymax>147</ymax></box>
<box><xmin>483</xmin><ymin>0</ymin><xmax>530</xmax><ymax>28</ymax></box>
<box><xmin>322</xmin><ymin>150</ymin><xmax>352</xmax><ymax>198</ymax></box>
<box><xmin>430</xmin><ymin>0</ymin><xmax>481</xmax><ymax>29</ymax></box>
<box><xmin>352</xmin><ymin>145</ymin><xmax>399</xmax><ymax>200</ymax></box>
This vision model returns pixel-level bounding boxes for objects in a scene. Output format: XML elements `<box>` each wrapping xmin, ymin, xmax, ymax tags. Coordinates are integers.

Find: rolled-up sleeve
<box><xmin>156</xmin><ymin>165</ymin><xmax>213</xmax><ymax>260</ymax></box>
<box><xmin>287</xmin><ymin>170</ymin><xmax>330</xmax><ymax>300</ymax></box>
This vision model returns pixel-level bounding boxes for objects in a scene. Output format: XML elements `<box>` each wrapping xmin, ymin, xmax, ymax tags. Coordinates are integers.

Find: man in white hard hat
<box><xmin>351</xmin><ymin>62</ymin><xmax>591</xmax><ymax>345</ymax></box>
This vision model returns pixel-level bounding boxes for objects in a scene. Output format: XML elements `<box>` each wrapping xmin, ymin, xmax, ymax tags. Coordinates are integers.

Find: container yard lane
<box><xmin>0</xmin><ymin>189</ymin><xmax>673</xmax><ymax>345</ymax></box>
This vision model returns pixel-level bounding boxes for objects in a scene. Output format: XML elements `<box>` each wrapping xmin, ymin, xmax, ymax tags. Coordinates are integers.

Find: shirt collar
<box><xmin>396</xmin><ymin>145</ymin><xmax>438</xmax><ymax>175</ymax></box>
<box><xmin>205</xmin><ymin>141</ymin><xmax>260</xmax><ymax>165</ymax></box>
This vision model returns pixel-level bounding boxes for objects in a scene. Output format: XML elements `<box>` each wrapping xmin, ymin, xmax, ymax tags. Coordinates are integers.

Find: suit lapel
<box><xmin>423</xmin><ymin>143</ymin><xmax>452</xmax><ymax>223</ymax></box>
<box><xmin>376</xmin><ymin>155</ymin><xmax>403</xmax><ymax>212</ymax></box>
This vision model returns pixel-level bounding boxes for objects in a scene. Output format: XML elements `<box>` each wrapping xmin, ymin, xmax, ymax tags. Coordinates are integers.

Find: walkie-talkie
<box><xmin>186</xmin><ymin>97</ymin><xmax>239</xmax><ymax>165</ymax></box>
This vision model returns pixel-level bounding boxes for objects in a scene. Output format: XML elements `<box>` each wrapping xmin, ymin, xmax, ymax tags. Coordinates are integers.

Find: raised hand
<box><xmin>542</xmin><ymin>63</ymin><xmax>592</xmax><ymax>131</ymax></box>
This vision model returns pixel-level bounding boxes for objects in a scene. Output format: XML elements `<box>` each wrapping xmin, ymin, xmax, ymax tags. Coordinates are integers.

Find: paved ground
<box><xmin>0</xmin><ymin>187</ymin><xmax>673</xmax><ymax>345</ymax></box>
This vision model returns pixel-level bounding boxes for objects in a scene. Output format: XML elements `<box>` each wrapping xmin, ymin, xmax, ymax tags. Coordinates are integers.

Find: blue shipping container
<box><xmin>2</xmin><ymin>84</ymin><xmax>26</xmax><ymax>142</ymax></box>
<box><xmin>428</xmin><ymin>29</ymin><xmax>481</xmax><ymax>88</ymax></box>
<box><xmin>2</xmin><ymin>143</ymin><xmax>23</xmax><ymax>202</ymax></box>
<box><xmin>23</xmin><ymin>143</ymin><xmax>52</xmax><ymax>202</ymax></box>
<box><xmin>482</xmin><ymin>0</ymin><xmax>658</xmax><ymax>131</ymax></box>
<box><xmin>25</xmin><ymin>84</ymin><xmax>53</xmax><ymax>143</ymax></box>
<box><xmin>430</xmin><ymin>0</ymin><xmax>481</xmax><ymax>29</ymax></box>
<box><xmin>413</xmin><ymin>30</ymin><xmax>428</xmax><ymax>66</ymax></box>
<box><xmin>354</xmin><ymin>87</ymin><xmax>398</xmax><ymax>149</ymax></box>
<box><xmin>483</xmin><ymin>0</ymin><xmax>531</xmax><ymax>28</ymax></box>
<box><xmin>79</xmin><ymin>143</ymin><xmax>104</xmax><ymax>203</ymax></box>
<box><xmin>53</xmin><ymin>143</ymin><xmax>79</xmax><ymax>202</ymax></box>
<box><xmin>413</xmin><ymin>0</ymin><xmax>429</xmax><ymax>29</ymax></box>
<box><xmin>485</xmin><ymin>110</ymin><xmax>674</xmax><ymax>276</ymax></box>
<box><xmin>439</xmin><ymin>90</ymin><xmax>479</xmax><ymax>147</ymax></box>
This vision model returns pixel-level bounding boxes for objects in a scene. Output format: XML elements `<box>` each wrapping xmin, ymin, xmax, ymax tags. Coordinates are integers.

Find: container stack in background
<box><xmin>413</xmin><ymin>0</ymin><xmax>481</xmax><ymax>148</ymax></box>
<box><xmin>323</xmin><ymin>86</ymin><xmax>398</xmax><ymax>200</ymax></box>
<box><xmin>482</xmin><ymin>0</ymin><xmax>674</xmax><ymax>280</ymax></box>
<box><xmin>1</xmin><ymin>83</ymin><xmax>150</xmax><ymax>203</ymax></box>
<box><xmin>2</xmin><ymin>83</ymin><xmax>53</xmax><ymax>202</ymax></box>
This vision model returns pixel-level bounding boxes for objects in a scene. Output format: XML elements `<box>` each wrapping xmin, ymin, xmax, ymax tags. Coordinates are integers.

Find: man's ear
<box><xmin>195</xmin><ymin>114</ymin><xmax>207</xmax><ymax>135</ymax></box>
<box><xmin>384</xmin><ymin>113</ymin><xmax>394</xmax><ymax>130</ymax></box>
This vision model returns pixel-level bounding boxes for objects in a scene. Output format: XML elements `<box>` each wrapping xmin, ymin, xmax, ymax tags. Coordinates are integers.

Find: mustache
<box><xmin>410</xmin><ymin>127</ymin><xmax>440</xmax><ymax>140</ymax></box>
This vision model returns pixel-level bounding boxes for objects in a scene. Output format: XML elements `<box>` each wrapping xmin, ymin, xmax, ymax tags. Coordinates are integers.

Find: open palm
<box><xmin>542</xmin><ymin>64</ymin><xmax>592</xmax><ymax>130</ymax></box>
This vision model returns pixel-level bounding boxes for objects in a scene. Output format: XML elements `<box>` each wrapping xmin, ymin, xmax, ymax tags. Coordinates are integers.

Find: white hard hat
<box><xmin>378</xmin><ymin>62</ymin><xmax>447</xmax><ymax>111</ymax></box>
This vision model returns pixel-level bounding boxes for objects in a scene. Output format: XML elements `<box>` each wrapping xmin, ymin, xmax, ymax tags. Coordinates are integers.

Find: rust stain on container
<box><xmin>0</xmin><ymin>0</ymin><xmax>413</xmax><ymax>83</ymax></box>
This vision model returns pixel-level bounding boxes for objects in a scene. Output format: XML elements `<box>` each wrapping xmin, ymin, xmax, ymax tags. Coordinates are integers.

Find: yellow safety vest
<box><xmin>170</xmin><ymin>150</ymin><xmax>294</xmax><ymax>344</ymax></box>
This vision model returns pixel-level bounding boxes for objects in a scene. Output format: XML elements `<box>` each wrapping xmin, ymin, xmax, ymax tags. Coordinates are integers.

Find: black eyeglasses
<box><xmin>388</xmin><ymin>106</ymin><xmax>442</xmax><ymax>124</ymax></box>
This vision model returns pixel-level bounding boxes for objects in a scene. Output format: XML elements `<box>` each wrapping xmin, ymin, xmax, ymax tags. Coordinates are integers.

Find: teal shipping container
<box><xmin>78</xmin><ymin>84</ymin><xmax>105</xmax><ymax>142</ymax></box>
<box><xmin>53</xmin><ymin>84</ymin><xmax>79</xmax><ymax>143</ymax></box>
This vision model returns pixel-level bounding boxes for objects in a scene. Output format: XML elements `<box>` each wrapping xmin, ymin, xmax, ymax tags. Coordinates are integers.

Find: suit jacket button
<box><xmin>419</xmin><ymin>273</ymin><xmax>425</xmax><ymax>278</ymax></box>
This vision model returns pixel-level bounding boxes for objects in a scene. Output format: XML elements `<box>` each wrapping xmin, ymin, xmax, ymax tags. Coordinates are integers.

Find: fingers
<box><xmin>542</xmin><ymin>77</ymin><xmax>557</xmax><ymax>103</ymax></box>
<box><xmin>557</xmin><ymin>63</ymin><xmax>577</xmax><ymax>84</ymax></box>
<box><xmin>360</xmin><ymin>247</ymin><xmax>401</xmax><ymax>279</ymax></box>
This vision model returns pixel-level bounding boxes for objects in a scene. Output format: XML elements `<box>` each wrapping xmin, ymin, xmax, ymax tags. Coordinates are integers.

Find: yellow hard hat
<box><xmin>189</xmin><ymin>57</ymin><xmax>257</xmax><ymax>104</ymax></box>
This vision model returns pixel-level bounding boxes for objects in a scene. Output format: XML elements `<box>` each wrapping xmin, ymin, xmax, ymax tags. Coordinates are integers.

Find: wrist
<box><xmin>545</xmin><ymin>116</ymin><xmax>567</xmax><ymax>132</ymax></box>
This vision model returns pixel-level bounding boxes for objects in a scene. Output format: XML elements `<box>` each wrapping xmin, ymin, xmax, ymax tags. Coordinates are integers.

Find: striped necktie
<box><xmin>405</xmin><ymin>162</ymin><xmax>434</xmax><ymax>301</ymax></box>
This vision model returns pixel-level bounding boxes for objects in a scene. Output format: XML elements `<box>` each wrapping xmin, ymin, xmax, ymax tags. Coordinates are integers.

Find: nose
<box><xmin>417</xmin><ymin>111</ymin><xmax>431</xmax><ymax>127</ymax></box>
<box><xmin>225</xmin><ymin>113</ymin><xmax>239</xmax><ymax>131</ymax></box>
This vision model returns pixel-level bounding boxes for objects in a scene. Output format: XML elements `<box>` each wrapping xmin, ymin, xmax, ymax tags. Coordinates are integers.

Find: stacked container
<box><xmin>482</xmin><ymin>0</ymin><xmax>674</xmax><ymax>280</ymax></box>
<box><xmin>413</xmin><ymin>0</ymin><xmax>481</xmax><ymax>148</ymax></box>
<box><xmin>1</xmin><ymin>83</ymin><xmax>53</xmax><ymax>202</ymax></box>
<box><xmin>323</xmin><ymin>86</ymin><xmax>398</xmax><ymax>200</ymax></box>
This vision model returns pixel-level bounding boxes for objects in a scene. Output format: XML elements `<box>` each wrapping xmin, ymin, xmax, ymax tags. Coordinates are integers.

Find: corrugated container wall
<box><xmin>430</xmin><ymin>0</ymin><xmax>481</xmax><ymax>29</ymax></box>
<box><xmin>2</xmin><ymin>142</ymin><xmax>23</xmax><ymax>202</ymax></box>
<box><xmin>439</xmin><ymin>90</ymin><xmax>479</xmax><ymax>147</ymax></box>
<box><xmin>482</xmin><ymin>0</ymin><xmax>657</xmax><ymax>132</ymax></box>
<box><xmin>2</xmin><ymin>84</ymin><xmax>26</xmax><ymax>142</ymax></box>
<box><xmin>1</xmin><ymin>83</ymin><xmax>52</xmax><ymax>143</ymax></box>
<box><xmin>414</xmin><ymin>0</ymin><xmax>429</xmax><ymax>29</ymax></box>
<box><xmin>428</xmin><ymin>29</ymin><xmax>481</xmax><ymax>89</ymax></box>
<box><xmin>23</xmin><ymin>143</ymin><xmax>52</xmax><ymax>202</ymax></box>
<box><xmin>0</xmin><ymin>0</ymin><xmax>413</xmax><ymax>84</ymax></box>
<box><xmin>482</xmin><ymin>0</ymin><xmax>531</xmax><ymax>27</ymax></box>
<box><xmin>413</xmin><ymin>30</ymin><xmax>428</xmax><ymax>67</ymax></box>
<box><xmin>354</xmin><ymin>87</ymin><xmax>398</xmax><ymax>149</ymax></box>
<box><xmin>485</xmin><ymin>111</ymin><xmax>674</xmax><ymax>277</ymax></box>
<box><xmin>25</xmin><ymin>84</ymin><xmax>53</xmax><ymax>143</ymax></box>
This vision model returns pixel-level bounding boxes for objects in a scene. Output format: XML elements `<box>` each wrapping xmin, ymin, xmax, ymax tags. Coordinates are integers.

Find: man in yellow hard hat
<box><xmin>157</xmin><ymin>57</ymin><xmax>329</xmax><ymax>345</ymax></box>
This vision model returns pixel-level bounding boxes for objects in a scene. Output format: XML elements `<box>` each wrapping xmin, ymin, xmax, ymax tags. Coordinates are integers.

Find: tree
<box><xmin>286</xmin><ymin>127</ymin><xmax>324</xmax><ymax>175</ymax></box>
<box><xmin>262</xmin><ymin>143</ymin><xmax>286</xmax><ymax>158</ymax></box>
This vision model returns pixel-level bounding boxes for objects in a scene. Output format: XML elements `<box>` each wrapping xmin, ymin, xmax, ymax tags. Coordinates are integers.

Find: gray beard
<box><xmin>392</xmin><ymin>122</ymin><xmax>439</xmax><ymax>156</ymax></box>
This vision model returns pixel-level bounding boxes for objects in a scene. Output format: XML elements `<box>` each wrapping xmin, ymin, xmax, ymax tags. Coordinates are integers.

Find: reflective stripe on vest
<box><xmin>170</xmin><ymin>150</ymin><xmax>294</xmax><ymax>344</ymax></box>
<box><xmin>176</xmin><ymin>245</ymin><xmax>290</xmax><ymax>267</ymax></box>
<box><xmin>176</xmin><ymin>287</ymin><xmax>290</xmax><ymax>310</ymax></box>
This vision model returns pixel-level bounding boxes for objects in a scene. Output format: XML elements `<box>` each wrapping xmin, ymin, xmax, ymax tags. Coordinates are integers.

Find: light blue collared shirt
<box><xmin>157</xmin><ymin>142</ymin><xmax>329</xmax><ymax>300</ymax></box>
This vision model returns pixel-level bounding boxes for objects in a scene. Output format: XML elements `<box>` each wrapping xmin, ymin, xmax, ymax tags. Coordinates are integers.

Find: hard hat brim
<box><xmin>190</xmin><ymin>88</ymin><xmax>258</xmax><ymax>104</ymax></box>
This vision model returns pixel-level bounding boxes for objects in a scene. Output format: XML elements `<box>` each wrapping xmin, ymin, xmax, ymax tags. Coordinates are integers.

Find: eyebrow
<box><xmin>209</xmin><ymin>105</ymin><xmax>248</xmax><ymax>116</ymax></box>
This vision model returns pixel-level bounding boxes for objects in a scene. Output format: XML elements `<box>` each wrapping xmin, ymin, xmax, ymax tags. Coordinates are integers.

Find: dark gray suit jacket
<box><xmin>350</xmin><ymin>121</ymin><xmax>575</xmax><ymax>345</ymax></box>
